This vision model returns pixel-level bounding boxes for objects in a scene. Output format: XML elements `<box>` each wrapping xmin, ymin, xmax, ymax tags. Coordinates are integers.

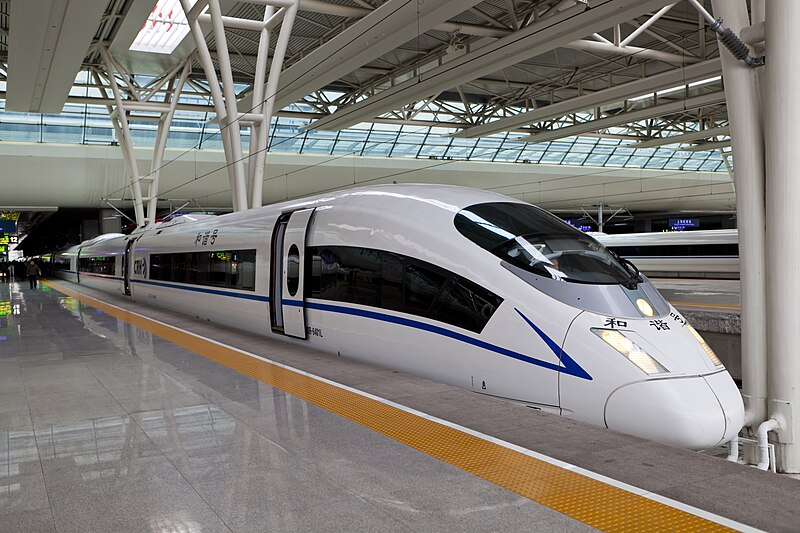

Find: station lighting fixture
<box><xmin>628</xmin><ymin>76</ymin><xmax>722</xmax><ymax>102</ymax></box>
<box><xmin>130</xmin><ymin>0</ymin><xmax>197</xmax><ymax>54</ymax></box>
<box><xmin>592</xmin><ymin>329</ymin><xmax>668</xmax><ymax>375</ymax></box>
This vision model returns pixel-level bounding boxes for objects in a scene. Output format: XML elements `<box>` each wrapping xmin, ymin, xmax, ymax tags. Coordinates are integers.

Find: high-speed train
<box><xmin>596</xmin><ymin>229</ymin><xmax>739</xmax><ymax>279</ymax></box>
<box><xmin>48</xmin><ymin>184</ymin><xmax>743</xmax><ymax>450</ymax></box>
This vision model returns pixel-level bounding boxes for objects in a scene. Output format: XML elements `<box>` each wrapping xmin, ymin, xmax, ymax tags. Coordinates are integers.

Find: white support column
<box><xmin>99</xmin><ymin>47</ymin><xmax>145</xmax><ymax>228</ymax></box>
<box><xmin>99</xmin><ymin>48</ymin><xmax>194</xmax><ymax>229</ymax></box>
<box><xmin>765</xmin><ymin>0</ymin><xmax>800</xmax><ymax>473</ymax></box>
<box><xmin>146</xmin><ymin>59</ymin><xmax>192</xmax><ymax>227</ymax></box>
<box><xmin>709</xmin><ymin>0</ymin><xmax>768</xmax><ymax>433</ymax></box>
<box><xmin>247</xmin><ymin>4</ymin><xmax>276</xmax><ymax>208</ymax></box>
<box><xmin>251</xmin><ymin>0</ymin><xmax>299</xmax><ymax>208</ymax></box>
<box><xmin>206</xmin><ymin>0</ymin><xmax>248</xmax><ymax>211</ymax></box>
<box><xmin>180</xmin><ymin>0</ymin><xmax>240</xmax><ymax>211</ymax></box>
<box><xmin>182</xmin><ymin>0</ymin><xmax>299</xmax><ymax>211</ymax></box>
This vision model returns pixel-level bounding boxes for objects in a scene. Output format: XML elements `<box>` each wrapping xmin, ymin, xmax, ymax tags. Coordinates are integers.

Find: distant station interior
<box><xmin>2</xmin><ymin>0</ymin><xmax>800</xmax><ymax>531</ymax></box>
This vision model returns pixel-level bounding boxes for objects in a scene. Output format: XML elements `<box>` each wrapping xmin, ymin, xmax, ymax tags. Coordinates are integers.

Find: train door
<box><xmin>122</xmin><ymin>238</ymin><xmax>135</xmax><ymax>295</ymax></box>
<box><xmin>270</xmin><ymin>208</ymin><xmax>315</xmax><ymax>338</ymax></box>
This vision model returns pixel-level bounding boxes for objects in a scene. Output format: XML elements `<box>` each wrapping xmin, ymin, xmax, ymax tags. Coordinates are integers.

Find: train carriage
<box><xmin>58</xmin><ymin>184</ymin><xmax>744</xmax><ymax>450</ymax></box>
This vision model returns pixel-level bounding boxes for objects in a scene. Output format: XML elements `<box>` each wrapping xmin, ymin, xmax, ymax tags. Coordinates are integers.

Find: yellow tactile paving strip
<box><xmin>45</xmin><ymin>280</ymin><xmax>734</xmax><ymax>532</ymax></box>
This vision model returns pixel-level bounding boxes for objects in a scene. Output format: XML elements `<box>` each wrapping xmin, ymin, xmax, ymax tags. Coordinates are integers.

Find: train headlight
<box><xmin>592</xmin><ymin>329</ymin><xmax>668</xmax><ymax>375</ymax></box>
<box><xmin>686</xmin><ymin>324</ymin><xmax>723</xmax><ymax>367</ymax></box>
<box><xmin>635</xmin><ymin>298</ymin><xmax>654</xmax><ymax>317</ymax></box>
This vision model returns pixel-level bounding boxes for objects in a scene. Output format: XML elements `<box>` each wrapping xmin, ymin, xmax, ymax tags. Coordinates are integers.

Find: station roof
<box><xmin>0</xmin><ymin>0</ymin><xmax>729</xmax><ymax>145</ymax></box>
<box><xmin>0</xmin><ymin>0</ymin><xmax>736</xmax><ymax>239</ymax></box>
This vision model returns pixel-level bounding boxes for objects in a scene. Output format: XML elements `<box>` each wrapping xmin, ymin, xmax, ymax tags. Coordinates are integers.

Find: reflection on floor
<box><xmin>0</xmin><ymin>281</ymin><xmax>593</xmax><ymax>533</ymax></box>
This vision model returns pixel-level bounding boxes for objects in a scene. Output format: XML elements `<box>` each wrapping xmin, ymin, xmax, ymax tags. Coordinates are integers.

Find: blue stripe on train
<box><xmin>126</xmin><ymin>278</ymin><xmax>590</xmax><ymax>379</ymax></box>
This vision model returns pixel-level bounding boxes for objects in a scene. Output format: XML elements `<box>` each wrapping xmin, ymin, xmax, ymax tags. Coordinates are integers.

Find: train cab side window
<box><xmin>150</xmin><ymin>249</ymin><xmax>256</xmax><ymax>291</ymax></box>
<box><xmin>307</xmin><ymin>246</ymin><xmax>502</xmax><ymax>333</ymax></box>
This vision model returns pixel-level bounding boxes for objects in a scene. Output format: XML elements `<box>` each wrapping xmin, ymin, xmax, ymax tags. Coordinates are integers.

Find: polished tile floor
<box><xmin>0</xmin><ymin>281</ymin><xmax>596</xmax><ymax>533</ymax></box>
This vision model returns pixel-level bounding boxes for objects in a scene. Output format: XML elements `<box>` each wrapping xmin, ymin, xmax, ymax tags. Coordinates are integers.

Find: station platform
<box><xmin>1</xmin><ymin>279</ymin><xmax>796</xmax><ymax>532</ymax></box>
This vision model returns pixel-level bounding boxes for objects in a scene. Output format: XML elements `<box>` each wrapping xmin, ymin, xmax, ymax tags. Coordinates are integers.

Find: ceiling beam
<box><xmin>306</xmin><ymin>0</ymin><xmax>677</xmax><ymax>131</ymax></box>
<box><xmin>264</xmin><ymin>0</ymin><xmax>485</xmax><ymax>112</ymax></box>
<box><xmin>631</xmin><ymin>125</ymin><xmax>729</xmax><ymax>148</ymax></box>
<box><xmin>514</xmin><ymin>90</ymin><xmax>727</xmax><ymax>143</ymax></box>
<box><xmin>454</xmin><ymin>58</ymin><xmax>721</xmax><ymax>138</ymax></box>
<box><xmin>681</xmin><ymin>140</ymin><xmax>731</xmax><ymax>151</ymax></box>
<box><xmin>7</xmin><ymin>0</ymin><xmax>107</xmax><ymax>112</ymax></box>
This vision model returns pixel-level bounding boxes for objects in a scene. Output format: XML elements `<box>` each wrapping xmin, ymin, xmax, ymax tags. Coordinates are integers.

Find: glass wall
<box><xmin>0</xmin><ymin>72</ymin><xmax>726</xmax><ymax>172</ymax></box>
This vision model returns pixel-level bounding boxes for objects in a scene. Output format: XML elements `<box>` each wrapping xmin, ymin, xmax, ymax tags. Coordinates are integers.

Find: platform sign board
<box><xmin>668</xmin><ymin>218</ymin><xmax>700</xmax><ymax>231</ymax></box>
<box><xmin>0</xmin><ymin>220</ymin><xmax>15</xmax><ymax>233</ymax></box>
<box><xmin>564</xmin><ymin>219</ymin><xmax>593</xmax><ymax>232</ymax></box>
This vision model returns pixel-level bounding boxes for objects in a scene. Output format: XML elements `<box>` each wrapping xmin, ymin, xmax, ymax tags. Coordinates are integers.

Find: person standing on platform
<box><xmin>26</xmin><ymin>260</ymin><xmax>41</xmax><ymax>289</ymax></box>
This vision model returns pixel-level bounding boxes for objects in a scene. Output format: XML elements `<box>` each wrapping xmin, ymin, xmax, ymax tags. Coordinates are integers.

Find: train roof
<box><xmin>256</xmin><ymin>183</ymin><xmax>528</xmax><ymax>215</ymax></box>
<box><xmin>79</xmin><ymin>233</ymin><xmax>125</xmax><ymax>247</ymax></box>
<box><xmin>125</xmin><ymin>183</ymin><xmax>534</xmax><ymax>238</ymax></box>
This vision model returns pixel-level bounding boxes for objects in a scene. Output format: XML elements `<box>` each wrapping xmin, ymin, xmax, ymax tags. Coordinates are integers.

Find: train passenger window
<box><xmin>286</xmin><ymin>245</ymin><xmax>300</xmax><ymax>296</ymax></box>
<box><xmin>234</xmin><ymin>250</ymin><xmax>256</xmax><ymax>291</ymax></box>
<box><xmin>306</xmin><ymin>245</ymin><xmax>503</xmax><ymax>333</ymax></box>
<box><xmin>431</xmin><ymin>278</ymin><xmax>503</xmax><ymax>333</ymax></box>
<box><xmin>78</xmin><ymin>256</ymin><xmax>116</xmax><ymax>275</ymax></box>
<box><xmin>381</xmin><ymin>252</ymin><xmax>403</xmax><ymax>312</ymax></box>
<box><xmin>312</xmin><ymin>247</ymin><xmax>382</xmax><ymax>306</ymax></box>
<box><xmin>209</xmin><ymin>251</ymin><xmax>230</xmax><ymax>286</ymax></box>
<box><xmin>52</xmin><ymin>256</ymin><xmax>72</xmax><ymax>271</ymax></box>
<box><xmin>150</xmin><ymin>254</ymin><xmax>172</xmax><ymax>281</ymax></box>
<box><xmin>403</xmin><ymin>263</ymin><xmax>446</xmax><ymax>314</ymax></box>
<box><xmin>149</xmin><ymin>249</ymin><xmax>256</xmax><ymax>291</ymax></box>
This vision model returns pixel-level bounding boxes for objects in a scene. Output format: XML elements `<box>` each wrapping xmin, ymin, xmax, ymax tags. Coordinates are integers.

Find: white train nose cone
<box><xmin>604</xmin><ymin>372</ymin><xmax>744</xmax><ymax>450</ymax></box>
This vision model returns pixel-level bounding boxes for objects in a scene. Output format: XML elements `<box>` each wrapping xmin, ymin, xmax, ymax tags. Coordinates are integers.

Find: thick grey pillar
<box><xmin>710</xmin><ymin>0</ymin><xmax>768</xmax><ymax>431</ymax></box>
<box><xmin>765</xmin><ymin>0</ymin><xmax>800</xmax><ymax>472</ymax></box>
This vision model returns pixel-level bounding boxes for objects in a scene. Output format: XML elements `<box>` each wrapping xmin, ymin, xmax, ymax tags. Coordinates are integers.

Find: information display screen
<box><xmin>668</xmin><ymin>218</ymin><xmax>700</xmax><ymax>231</ymax></box>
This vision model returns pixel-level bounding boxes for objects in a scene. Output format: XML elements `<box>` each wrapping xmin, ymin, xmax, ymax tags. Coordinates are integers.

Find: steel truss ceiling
<box><xmin>0</xmin><ymin>0</ymin><xmax>730</xmax><ymax>154</ymax></box>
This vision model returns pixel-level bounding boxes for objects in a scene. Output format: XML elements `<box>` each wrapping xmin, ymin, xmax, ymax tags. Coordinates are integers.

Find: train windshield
<box><xmin>455</xmin><ymin>202</ymin><xmax>636</xmax><ymax>285</ymax></box>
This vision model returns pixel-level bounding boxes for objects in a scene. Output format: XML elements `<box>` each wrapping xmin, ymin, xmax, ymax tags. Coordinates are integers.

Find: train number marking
<box><xmin>649</xmin><ymin>319</ymin><xmax>670</xmax><ymax>331</ymax></box>
<box><xmin>306</xmin><ymin>327</ymin><xmax>324</xmax><ymax>338</ymax></box>
<box><xmin>604</xmin><ymin>318</ymin><xmax>627</xmax><ymax>329</ymax></box>
<box><xmin>194</xmin><ymin>229</ymin><xmax>219</xmax><ymax>246</ymax></box>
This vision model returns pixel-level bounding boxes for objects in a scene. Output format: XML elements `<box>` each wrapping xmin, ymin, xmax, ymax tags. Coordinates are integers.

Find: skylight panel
<box><xmin>130</xmin><ymin>0</ymin><xmax>196</xmax><ymax>55</ymax></box>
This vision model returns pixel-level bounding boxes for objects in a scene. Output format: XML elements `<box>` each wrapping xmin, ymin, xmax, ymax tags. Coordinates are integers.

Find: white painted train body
<box><xmin>49</xmin><ymin>246</ymin><xmax>80</xmax><ymax>283</ymax></box>
<box><xmin>53</xmin><ymin>185</ymin><xmax>743</xmax><ymax>450</ymax></box>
